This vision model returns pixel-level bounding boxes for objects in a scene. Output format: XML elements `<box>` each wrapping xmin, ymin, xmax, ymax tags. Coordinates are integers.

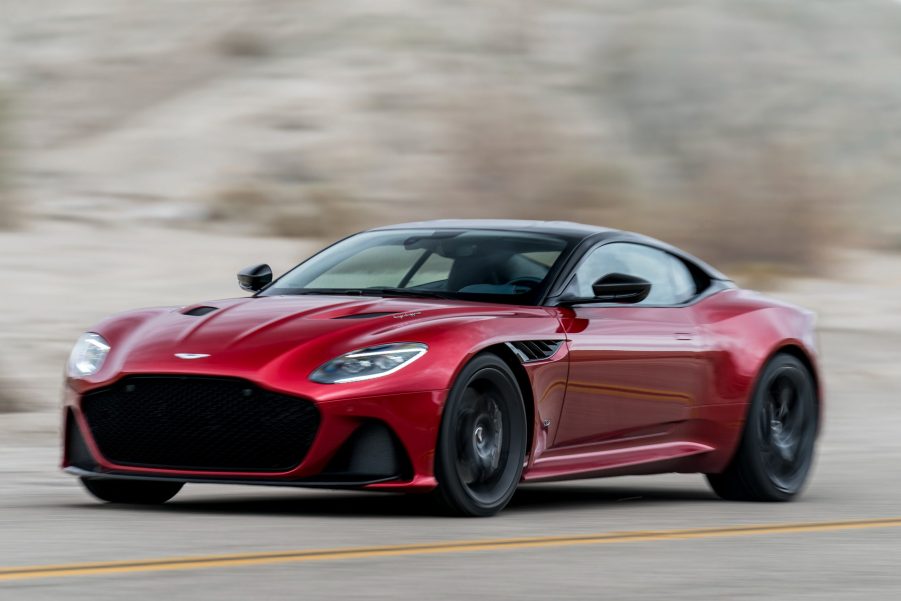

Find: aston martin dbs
<box><xmin>62</xmin><ymin>220</ymin><xmax>821</xmax><ymax>516</ymax></box>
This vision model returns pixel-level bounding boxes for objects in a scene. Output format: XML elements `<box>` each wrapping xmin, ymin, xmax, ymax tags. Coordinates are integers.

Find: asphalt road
<box><xmin>1</xmin><ymin>329</ymin><xmax>899</xmax><ymax>600</ymax></box>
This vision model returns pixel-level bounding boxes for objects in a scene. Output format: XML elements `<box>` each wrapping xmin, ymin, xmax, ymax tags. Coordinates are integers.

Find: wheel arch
<box><xmin>766</xmin><ymin>342</ymin><xmax>823</xmax><ymax>429</ymax></box>
<box><xmin>706</xmin><ymin>342</ymin><xmax>821</xmax><ymax>500</ymax></box>
<box><xmin>773</xmin><ymin>344</ymin><xmax>819</xmax><ymax>390</ymax></box>
<box><xmin>706</xmin><ymin>339</ymin><xmax>822</xmax><ymax>475</ymax></box>
<box><xmin>474</xmin><ymin>343</ymin><xmax>537</xmax><ymax>461</ymax></box>
<box><xmin>730</xmin><ymin>341</ymin><xmax>823</xmax><ymax>447</ymax></box>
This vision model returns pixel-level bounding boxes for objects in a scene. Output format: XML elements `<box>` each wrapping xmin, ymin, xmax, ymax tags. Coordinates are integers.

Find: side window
<box><xmin>569</xmin><ymin>243</ymin><xmax>698</xmax><ymax>305</ymax></box>
<box><xmin>667</xmin><ymin>254</ymin><xmax>697</xmax><ymax>303</ymax></box>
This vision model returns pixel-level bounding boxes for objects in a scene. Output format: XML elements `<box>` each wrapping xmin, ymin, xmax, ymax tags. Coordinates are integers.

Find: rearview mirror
<box><xmin>591</xmin><ymin>273</ymin><xmax>651</xmax><ymax>304</ymax></box>
<box><xmin>238</xmin><ymin>264</ymin><xmax>273</xmax><ymax>292</ymax></box>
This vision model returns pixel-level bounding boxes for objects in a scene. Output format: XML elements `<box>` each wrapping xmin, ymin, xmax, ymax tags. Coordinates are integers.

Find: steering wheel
<box><xmin>505</xmin><ymin>276</ymin><xmax>543</xmax><ymax>290</ymax></box>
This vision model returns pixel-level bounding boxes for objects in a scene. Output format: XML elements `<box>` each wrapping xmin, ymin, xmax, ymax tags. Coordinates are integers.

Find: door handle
<box><xmin>674</xmin><ymin>332</ymin><xmax>694</xmax><ymax>341</ymax></box>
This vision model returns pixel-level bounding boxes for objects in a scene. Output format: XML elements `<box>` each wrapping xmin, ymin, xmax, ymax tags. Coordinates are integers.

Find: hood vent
<box><xmin>182</xmin><ymin>306</ymin><xmax>219</xmax><ymax>317</ymax></box>
<box><xmin>333</xmin><ymin>312</ymin><xmax>396</xmax><ymax>320</ymax></box>
<box><xmin>506</xmin><ymin>340</ymin><xmax>564</xmax><ymax>363</ymax></box>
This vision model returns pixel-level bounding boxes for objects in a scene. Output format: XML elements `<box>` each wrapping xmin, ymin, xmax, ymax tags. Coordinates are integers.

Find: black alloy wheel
<box><xmin>707</xmin><ymin>354</ymin><xmax>818</xmax><ymax>501</ymax></box>
<box><xmin>434</xmin><ymin>354</ymin><xmax>527</xmax><ymax>516</ymax></box>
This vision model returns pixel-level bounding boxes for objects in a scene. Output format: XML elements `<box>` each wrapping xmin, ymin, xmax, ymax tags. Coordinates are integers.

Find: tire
<box><xmin>707</xmin><ymin>354</ymin><xmax>818</xmax><ymax>502</ymax></box>
<box><xmin>433</xmin><ymin>354</ymin><xmax>528</xmax><ymax>517</ymax></box>
<box><xmin>80</xmin><ymin>477</ymin><xmax>184</xmax><ymax>505</ymax></box>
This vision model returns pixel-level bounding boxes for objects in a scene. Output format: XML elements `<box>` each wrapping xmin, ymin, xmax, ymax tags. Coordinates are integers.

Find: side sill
<box><xmin>523</xmin><ymin>441</ymin><xmax>714</xmax><ymax>482</ymax></box>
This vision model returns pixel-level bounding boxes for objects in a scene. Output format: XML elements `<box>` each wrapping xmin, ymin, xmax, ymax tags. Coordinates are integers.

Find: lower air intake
<box><xmin>81</xmin><ymin>376</ymin><xmax>319</xmax><ymax>472</ymax></box>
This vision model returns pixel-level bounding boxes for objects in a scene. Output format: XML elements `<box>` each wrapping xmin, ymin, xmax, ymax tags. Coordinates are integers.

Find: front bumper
<box><xmin>61</xmin><ymin>380</ymin><xmax>447</xmax><ymax>493</ymax></box>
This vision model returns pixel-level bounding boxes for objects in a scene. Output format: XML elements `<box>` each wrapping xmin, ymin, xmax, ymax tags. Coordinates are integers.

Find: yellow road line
<box><xmin>2</xmin><ymin>517</ymin><xmax>900</xmax><ymax>583</ymax></box>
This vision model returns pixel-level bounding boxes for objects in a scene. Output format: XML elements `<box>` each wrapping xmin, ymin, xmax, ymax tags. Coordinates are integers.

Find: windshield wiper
<box><xmin>289</xmin><ymin>290</ymin><xmax>356</xmax><ymax>296</ymax></box>
<box><xmin>362</xmin><ymin>287</ymin><xmax>451</xmax><ymax>299</ymax></box>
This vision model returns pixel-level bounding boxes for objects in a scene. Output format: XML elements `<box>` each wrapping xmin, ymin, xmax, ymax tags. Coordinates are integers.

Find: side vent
<box><xmin>333</xmin><ymin>312</ymin><xmax>396</xmax><ymax>320</ymax></box>
<box><xmin>183</xmin><ymin>306</ymin><xmax>218</xmax><ymax>317</ymax></box>
<box><xmin>505</xmin><ymin>340</ymin><xmax>564</xmax><ymax>363</ymax></box>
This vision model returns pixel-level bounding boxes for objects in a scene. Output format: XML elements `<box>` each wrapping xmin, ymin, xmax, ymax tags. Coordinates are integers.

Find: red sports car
<box><xmin>62</xmin><ymin>220</ymin><xmax>821</xmax><ymax>516</ymax></box>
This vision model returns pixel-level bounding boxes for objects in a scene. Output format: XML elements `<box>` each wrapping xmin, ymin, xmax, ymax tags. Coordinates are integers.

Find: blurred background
<box><xmin>1</xmin><ymin>1</ymin><xmax>900</xmax><ymax>423</ymax></box>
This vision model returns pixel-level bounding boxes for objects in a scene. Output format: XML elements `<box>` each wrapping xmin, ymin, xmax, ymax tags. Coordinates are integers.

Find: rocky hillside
<box><xmin>3</xmin><ymin>1</ymin><xmax>900</xmax><ymax>245</ymax></box>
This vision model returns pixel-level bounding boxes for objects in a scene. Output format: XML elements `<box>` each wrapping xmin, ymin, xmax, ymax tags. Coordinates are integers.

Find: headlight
<box><xmin>68</xmin><ymin>333</ymin><xmax>111</xmax><ymax>377</ymax></box>
<box><xmin>310</xmin><ymin>343</ymin><xmax>427</xmax><ymax>384</ymax></box>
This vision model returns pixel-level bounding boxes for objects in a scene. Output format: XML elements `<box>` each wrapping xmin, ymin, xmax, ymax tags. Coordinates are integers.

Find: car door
<box><xmin>553</xmin><ymin>242</ymin><xmax>708</xmax><ymax>447</ymax></box>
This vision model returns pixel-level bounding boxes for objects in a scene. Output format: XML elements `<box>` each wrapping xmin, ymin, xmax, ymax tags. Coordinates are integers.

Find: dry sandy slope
<box><xmin>5</xmin><ymin>1</ymin><xmax>901</xmax><ymax>236</ymax></box>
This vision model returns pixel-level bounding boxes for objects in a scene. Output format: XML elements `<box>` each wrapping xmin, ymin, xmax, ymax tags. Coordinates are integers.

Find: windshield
<box><xmin>261</xmin><ymin>229</ymin><xmax>575</xmax><ymax>304</ymax></box>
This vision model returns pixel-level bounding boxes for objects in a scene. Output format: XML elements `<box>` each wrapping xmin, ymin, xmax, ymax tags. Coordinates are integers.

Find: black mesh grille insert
<box><xmin>82</xmin><ymin>376</ymin><xmax>320</xmax><ymax>472</ymax></box>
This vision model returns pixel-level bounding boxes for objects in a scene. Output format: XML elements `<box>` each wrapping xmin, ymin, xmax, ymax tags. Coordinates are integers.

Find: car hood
<box><xmin>91</xmin><ymin>295</ymin><xmax>553</xmax><ymax>384</ymax></box>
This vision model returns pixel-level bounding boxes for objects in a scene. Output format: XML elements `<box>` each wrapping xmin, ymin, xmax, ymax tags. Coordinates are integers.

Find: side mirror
<box><xmin>591</xmin><ymin>273</ymin><xmax>651</xmax><ymax>304</ymax></box>
<box><xmin>238</xmin><ymin>264</ymin><xmax>273</xmax><ymax>292</ymax></box>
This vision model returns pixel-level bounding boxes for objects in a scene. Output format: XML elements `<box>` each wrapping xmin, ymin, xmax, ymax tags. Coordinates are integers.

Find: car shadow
<box><xmin>70</xmin><ymin>482</ymin><xmax>719</xmax><ymax>518</ymax></box>
<box><xmin>508</xmin><ymin>483</ymin><xmax>719</xmax><ymax>513</ymax></box>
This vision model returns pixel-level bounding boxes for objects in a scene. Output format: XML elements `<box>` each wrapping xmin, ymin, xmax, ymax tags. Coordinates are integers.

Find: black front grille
<box><xmin>82</xmin><ymin>376</ymin><xmax>320</xmax><ymax>472</ymax></box>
